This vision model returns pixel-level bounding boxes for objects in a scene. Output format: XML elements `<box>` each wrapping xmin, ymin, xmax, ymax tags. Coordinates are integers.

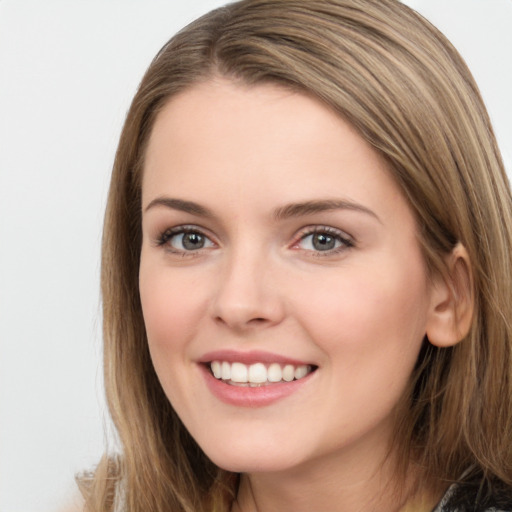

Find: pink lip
<box><xmin>199</xmin><ymin>364</ymin><xmax>315</xmax><ymax>408</ymax></box>
<box><xmin>198</xmin><ymin>349</ymin><xmax>311</xmax><ymax>366</ymax></box>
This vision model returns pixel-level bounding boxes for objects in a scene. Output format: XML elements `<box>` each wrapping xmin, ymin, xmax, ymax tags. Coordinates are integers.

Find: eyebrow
<box><xmin>273</xmin><ymin>199</ymin><xmax>381</xmax><ymax>223</ymax></box>
<box><xmin>144</xmin><ymin>197</ymin><xmax>214</xmax><ymax>217</ymax></box>
<box><xmin>144</xmin><ymin>196</ymin><xmax>380</xmax><ymax>223</ymax></box>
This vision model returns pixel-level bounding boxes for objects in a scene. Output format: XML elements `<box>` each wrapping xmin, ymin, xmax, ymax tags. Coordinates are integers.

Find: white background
<box><xmin>0</xmin><ymin>1</ymin><xmax>511</xmax><ymax>511</ymax></box>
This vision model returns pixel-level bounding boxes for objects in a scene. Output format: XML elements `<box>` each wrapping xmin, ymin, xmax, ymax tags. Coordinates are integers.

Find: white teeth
<box><xmin>231</xmin><ymin>362</ymin><xmax>248</xmax><ymax>383</ymax></box>
<box><xmin>248</xmin><ymin>363</ymin><xmax>267</xmax><ymax>383</ymax></box>
<box><xmin>211</xmin><ymin>361</ymin><xmax>222</xmax><ymax>379</ymax></box>
<box><xmin>294</xmin><ymin>365</ymin><xmax>308</xmax><ymax>379</ymax></box>
<box><xmin>221</xmin><ymin>361</ymin><xmax>231</xmax><ymax>380</ymax></box>
<box><xmin>210</xmin><ymin>361</ymin><xmax>312</xmax><ymax>385</ymax></box>
<box><xmin>282</xmin><ymin>364</ymin><xmax>295</xmax><ymax>382</ymax></box>
<box><xmin>267</xmin><ymin>363</ymin><xmax>282</xmax><ymax>382</ymax></box>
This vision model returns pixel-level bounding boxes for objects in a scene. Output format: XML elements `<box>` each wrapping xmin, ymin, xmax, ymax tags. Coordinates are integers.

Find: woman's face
<box><xmin>139</xmin><ymin>79</ymin><xmax>434</xmax><ymax>475</ymax></box>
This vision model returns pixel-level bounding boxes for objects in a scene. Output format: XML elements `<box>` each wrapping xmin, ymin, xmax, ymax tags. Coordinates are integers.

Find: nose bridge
<box><xmin>211</xmin><ymin>236</ymin><xmax>284</xmax><ymax>330</ymax></box>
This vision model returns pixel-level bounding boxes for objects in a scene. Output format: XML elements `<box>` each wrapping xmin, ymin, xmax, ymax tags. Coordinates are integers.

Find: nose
<box><xmin>210</xmin><ymin>248</ymin><xmax>286</xmax><ymax>332</ymax></box>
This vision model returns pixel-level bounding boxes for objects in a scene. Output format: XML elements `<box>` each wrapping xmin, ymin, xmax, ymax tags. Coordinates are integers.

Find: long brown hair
<box><xmin>79</xmin><ymin>1</ymin><xmax>512</xmax><ymax>510</ymax></box>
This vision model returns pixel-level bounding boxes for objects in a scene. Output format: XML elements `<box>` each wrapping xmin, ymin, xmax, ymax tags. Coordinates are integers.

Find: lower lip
<box><xmin>200</xmin><ymin>365</ymin><xmax>314</xmax><ymax>408</ymax></box>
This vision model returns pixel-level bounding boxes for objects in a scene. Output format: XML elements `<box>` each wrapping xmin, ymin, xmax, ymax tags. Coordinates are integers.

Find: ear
<box><xmin>426</xmin><ymin>243</ymin><xmax>474</xmax><ymax>348</ymax></box>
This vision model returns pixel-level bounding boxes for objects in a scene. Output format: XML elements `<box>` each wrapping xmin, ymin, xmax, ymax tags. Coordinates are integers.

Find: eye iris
<box><xmin>182</xmin><ymin>232</ymin><xmax>204</xmax><ymax>250</ymax></box>
<box><xmin>312</xmin><ymin>233</ymin><xmax>335</xmax><ymax>251</ymax></box>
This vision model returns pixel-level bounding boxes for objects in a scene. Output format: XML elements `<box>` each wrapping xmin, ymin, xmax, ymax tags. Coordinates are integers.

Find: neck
<box><xmin>231</xmin><ymin>449</ymin><xmax>438</xmax><ymax>512</ymax></box>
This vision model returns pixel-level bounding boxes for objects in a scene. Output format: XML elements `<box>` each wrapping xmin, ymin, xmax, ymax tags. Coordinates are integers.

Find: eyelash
<box><xmin>154</xmin><ymin>225</ymin><xmax>354</xmax><ymax>256</ymax></box>
<box><xmin>292</xmin><ymin>226</ymin><xmax>354</xmax><ymax>257</ymax></box>
<box><xmin>155</xmin><ymin>225</ymin><xmax>216</xmax><ymax>256</ymax></box>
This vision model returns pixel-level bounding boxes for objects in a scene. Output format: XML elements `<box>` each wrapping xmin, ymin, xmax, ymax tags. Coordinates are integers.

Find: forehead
<box><xmin>145</xmin><ymin>79</ymin><xmax>349</xmax><ymax>162</ymax></box>
<box><xmin>142</xmin><ymin>78</ymin><xmax>409</xmax><ymax>226</ymax></box>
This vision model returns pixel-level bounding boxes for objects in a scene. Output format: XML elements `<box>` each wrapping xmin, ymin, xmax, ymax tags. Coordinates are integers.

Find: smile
<box><xmin>198</xmin><ymin>351</ymin><xmax>318</xmax><ymax>407</ymax></box>
<box><xmin>210</xmin><ymin>361</ymin><xmax>314</xmax><ymax>386</ymax></box>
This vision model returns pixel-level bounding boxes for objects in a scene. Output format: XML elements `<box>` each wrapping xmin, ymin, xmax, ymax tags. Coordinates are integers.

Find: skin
<box><xmin>139</xmin><ymin>78</ymin><xmax>446</xmax><ymax>511</ymax></box>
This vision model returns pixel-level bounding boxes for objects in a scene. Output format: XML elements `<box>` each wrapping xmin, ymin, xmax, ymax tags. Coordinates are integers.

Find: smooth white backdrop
<box><xmin>0</xmin><ymin>1</ymin><xmax>511</xmax><ymax>511</ymax></box>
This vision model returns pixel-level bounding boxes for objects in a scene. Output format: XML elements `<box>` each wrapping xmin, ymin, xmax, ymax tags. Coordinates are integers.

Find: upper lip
<box><xmin>198</xmin><ymin>349</ymin><xmax>314</xmax><ymax>366</ymax></box>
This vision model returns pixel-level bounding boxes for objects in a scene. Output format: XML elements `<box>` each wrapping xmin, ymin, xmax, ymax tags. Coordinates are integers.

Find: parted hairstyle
<box><xmin>79</xmin><ymin>1</ymin><xmax>512</xmax><ymax>511</ymax></box>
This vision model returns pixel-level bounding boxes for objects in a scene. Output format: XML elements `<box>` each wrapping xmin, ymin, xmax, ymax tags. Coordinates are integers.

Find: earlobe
<box><xmin>426</xmin><ymin>243</ymin><xmax>474</xmax><ymax>348</ymax></box>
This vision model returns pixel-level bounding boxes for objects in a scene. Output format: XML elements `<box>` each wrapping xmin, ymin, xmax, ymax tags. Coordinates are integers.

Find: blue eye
<box><xmin>158</xmin><ymin>228</ymin><xmax>215</xmax><ymax>252</ymax></box>
<box><xmin>297</xmin><ymin>228</ymin><xmax>353</xmax><ymax>253</ymax></box>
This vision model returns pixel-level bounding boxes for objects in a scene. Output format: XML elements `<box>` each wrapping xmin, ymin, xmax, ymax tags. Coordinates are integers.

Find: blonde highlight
<box><xmin>81</xmin><ymin>1</ymin><xmax>512</xmax><ymax>510</ymax></box>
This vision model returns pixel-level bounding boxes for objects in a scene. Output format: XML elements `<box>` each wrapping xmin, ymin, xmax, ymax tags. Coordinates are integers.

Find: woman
<box><xmin>80</xmin><ymin>0</ymin><xmax>512</xmax><ymax>510</ymax></box>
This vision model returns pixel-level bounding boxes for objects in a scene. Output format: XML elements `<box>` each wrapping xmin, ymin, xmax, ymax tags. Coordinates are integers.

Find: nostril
<box><xmin>245</xmin><ymin>317</ymin><xmax>271</xmax><ymax>327</ymax></box>
<box><xmin>214</xmin><ymin>315</ymin><xmax>270</xmax><ymax>329</ymax></box>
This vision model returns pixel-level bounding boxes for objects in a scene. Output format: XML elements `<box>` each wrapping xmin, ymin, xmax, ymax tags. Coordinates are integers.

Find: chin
<box><xmin>211</xmin><ymin>455</ymin><xmax>302</xmax><ymax>474</ymax></box>
<box><xmin>199</xmin><ymin>437</ymin><xmax>307</xmax><ymax>474</ymax></box>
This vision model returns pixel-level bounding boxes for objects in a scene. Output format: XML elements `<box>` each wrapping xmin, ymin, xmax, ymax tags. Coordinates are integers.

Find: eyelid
<box><xmin>152</xmin><ymin>223</ymin><xmax>354</xmax><ymax>257</ymax></box>
<box><xmin>154</xmin><ymin>224</ymin><xmax>217</xmax><ymax>254</ymax></box>
<box><xmin>291</xmin><ymin>225</ymin><xmax>354</xmax><ymax>254</ymax></box>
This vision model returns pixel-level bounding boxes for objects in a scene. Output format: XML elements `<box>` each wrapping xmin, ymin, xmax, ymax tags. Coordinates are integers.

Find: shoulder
<box><xmin>434</xmin><ymin>480</ymin><xmax>512</xmax><ymax>512</ymax></box>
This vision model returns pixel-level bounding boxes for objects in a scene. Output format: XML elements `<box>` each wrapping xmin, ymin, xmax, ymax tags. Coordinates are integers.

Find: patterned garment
<box><xmin>432</xmin><ymin>483</ymin><xmax>512</xmax><ymax>512</ymax></box>
<box><xmin>111</xmin><ymin>478</ymin><xmax>512</xmax><ymax>511</ymax></box>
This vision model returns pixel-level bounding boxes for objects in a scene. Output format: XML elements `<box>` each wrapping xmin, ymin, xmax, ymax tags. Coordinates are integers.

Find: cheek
<box><xmin>139</xmin><ymin>261</ymin><xmax>208</xmax><ymax>359</ymax></box>
<box><xmin>296</xmin><ymin>257</ymin><xmax>430</xmax><ymax>374</ymax></box>
<box><xmin>138</xmin><ymin>262</ymin><xmax>213</xmax><ymax>414</ymax></box>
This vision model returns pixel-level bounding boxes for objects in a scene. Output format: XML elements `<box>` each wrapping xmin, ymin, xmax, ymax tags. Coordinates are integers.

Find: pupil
<box><xmin>183</xmin><ymin>233</ymin><xmax>204</xmax><ymax>250</ymax></box>
<box><xmin>313</xmin><ymin>233</ymin><xmax>335</xmax><ymax>251</ymax></box>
